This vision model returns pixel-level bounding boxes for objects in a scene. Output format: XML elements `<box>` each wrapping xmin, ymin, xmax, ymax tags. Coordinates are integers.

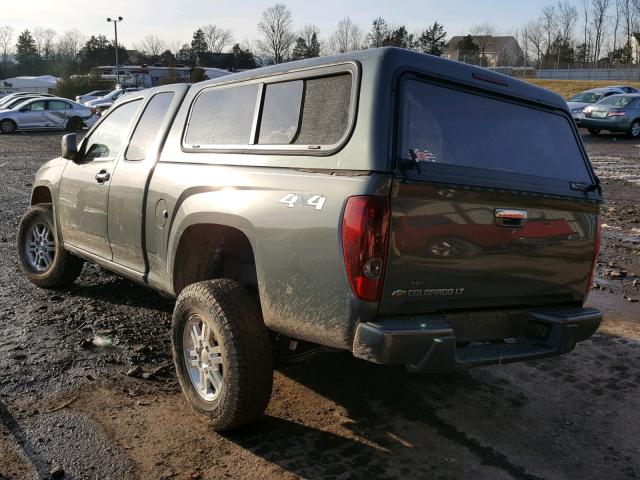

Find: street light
<box><xmin>107</xmin><ymin>16</ymin><xmax>123</xmax><ymax>86</ymax></box>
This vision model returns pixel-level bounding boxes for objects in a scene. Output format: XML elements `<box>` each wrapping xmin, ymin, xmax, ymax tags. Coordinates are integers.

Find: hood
<box><xmin>567</xmin><ymin>101</ymin><xmax>589</xmax><ymax>111</ymax></box>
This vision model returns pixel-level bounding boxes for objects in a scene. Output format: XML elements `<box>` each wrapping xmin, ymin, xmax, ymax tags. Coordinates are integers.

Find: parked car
<box><xmin>0</xmin><ymin>97</ymin><xmax>97</xmax><ymax>133</ymax></box>
<box><xmin>17</xmin><ymin>48</ymin><xmax>602</xmax><ymax>431</ymax></box>
<box><xmin>0</xmin><ymin>92</ymin><xmax>54</xmax><ymax>109</ymax></box>
<box><xmin>75</xmin><ymin>89</ymin><xmax>112</xmax><ymax>104</ymax></box>
<box><xmin>0</xmin><ymin>94</ymin><xmax>51</xmax><ymax>110</ymax></box>
<box><xmin>567</xmin><ymin>86</ymin><xmax>636</xmax><ymax>124</ymax></box>
<box><xmin>580</xmin><ymin>93</ymin><xmax>640</xmax><ymax>137</ymax></box>
<box><xmin>85</xmin><ymin>87</ymin><xmax>144</xmax><ymax>115</ymax></box>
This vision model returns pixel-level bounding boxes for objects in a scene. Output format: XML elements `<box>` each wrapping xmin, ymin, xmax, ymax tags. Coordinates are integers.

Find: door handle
<box><xmin>495</xmin><ymin>208</ymin><xmax>527</xmax><ymax>228</ymax></box>
<box><xmin>95</xmin><ymin>170</ymin><xmax>111</xmax><ymax>184</ymax></box>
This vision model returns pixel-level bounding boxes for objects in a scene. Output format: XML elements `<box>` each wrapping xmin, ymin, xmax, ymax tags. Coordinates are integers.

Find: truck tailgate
<box><xmin>379</xmin><ymin>182</ymin><xmax>599</xmax><ymax>315</ymax></box>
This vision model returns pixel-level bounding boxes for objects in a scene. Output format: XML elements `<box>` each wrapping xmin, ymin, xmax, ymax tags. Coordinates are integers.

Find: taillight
<box><xmin>587</xmin><ymin>214</ymin><xmax>602</xmax><ymax>293</ymax></box>
<box><xmin>342</xmin><ymin>196</ymin><xmax>390</xmax><ymax>302</ymax></box>
<box><xmin>607</xmin><ymin>110</ymin><xmax>626</xmax><ymax>117</ymax></box>
<box><xmin>90</xmin><ymin>107</ymin><xmax>96</xmax><ymax>114</ymax></box>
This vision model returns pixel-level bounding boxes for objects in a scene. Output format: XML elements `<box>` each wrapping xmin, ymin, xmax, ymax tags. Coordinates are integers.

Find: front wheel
<box><xmin>0</xmin><ymin>119</ymin><xmax>16</xmax><ymax>134</ymax></box>
<box><xmin>588</xmin><ymin>128</ymin><xmax>601</xmax><ymax>136</ymax></box>
<box><xmin>172</xmin><ymin>279</ymin><xmax>273</xmax><ymax>431</ymax></box>
<box><xmin>17</xmin><ymin>204</ymin><xmax>84</xmax><ymax>288</ymax></box>
<box><xmin>628</xmin><ymin>120</ymin><xmax>640</xmax><ymax>139</ymax></box>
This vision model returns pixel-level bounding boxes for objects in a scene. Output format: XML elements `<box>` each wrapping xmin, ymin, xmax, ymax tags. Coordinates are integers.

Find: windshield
<box><xmin>570</xmin><ymin>92</ymin><xmax>603</xmax><ymax>103</ymax></box>
<box><xmin>597</xmin><ymin>95</ymin><xmax>635</xmax><ymax>107</ymax></box>
<box><xmin>399</xmin><ymin>78</ymin><xmax>592</xmax><ymax>183</ymax></box>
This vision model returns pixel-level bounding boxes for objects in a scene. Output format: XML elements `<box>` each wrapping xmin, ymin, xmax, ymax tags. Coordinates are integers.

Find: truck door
<box><xmin>106</xmin><ymin>86</ymin><xmax>186</xmax><ymax>273</ymax></box>
<box><xmin>58</xmin><ymin>99</ymin><xmax>143</xmax><ymax>260</ymax></box>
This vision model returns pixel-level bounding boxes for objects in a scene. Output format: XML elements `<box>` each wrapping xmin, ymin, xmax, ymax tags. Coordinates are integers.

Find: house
<box><xmin>444</xmin><ymin>35</ymin><xmax>523</xmax><ymax>67</ymax></box>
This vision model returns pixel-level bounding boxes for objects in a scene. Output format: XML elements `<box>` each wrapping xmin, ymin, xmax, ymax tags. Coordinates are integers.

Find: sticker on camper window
<box><xmin>409</xmin><ymin>148</ymin><xmax>437</xmax><ymax>163</ymax></box>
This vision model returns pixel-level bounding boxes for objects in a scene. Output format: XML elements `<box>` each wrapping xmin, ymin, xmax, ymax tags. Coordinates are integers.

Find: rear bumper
<box><xmin>352</xmin><ymin>306</ymin><xmax>602</xmax><ymax>373</ymax></box>
<box><xmin>580</xmin><ymin>117</ymin><xmax>631</xmax><ymax>131</ymax></box>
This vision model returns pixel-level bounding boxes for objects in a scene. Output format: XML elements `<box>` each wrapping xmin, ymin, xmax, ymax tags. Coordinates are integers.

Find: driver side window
<box><xmin>83</xmin><ymin>100</ymin><xmax>142</xmax><ymax>160</ymax></box>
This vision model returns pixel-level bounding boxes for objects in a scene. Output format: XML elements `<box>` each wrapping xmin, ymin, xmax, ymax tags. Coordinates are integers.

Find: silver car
<box><xmin>0</xmin><ymin>92</ymin><xmax>55</xmax><ymax>110</ymax></box>
<box><xmin>85</xmin><ymin>88</ymin><xmax>144</xmax><ymax>115</ymax></box>
<box><xmin>0</xmin><ymin>97</ymin><xmax>97</xmax><ymax>134</ymax></box>
<box><xmin>75</xmin><ymin>89</ymin><xmax>112</xmax><ymax>104</ymax></box>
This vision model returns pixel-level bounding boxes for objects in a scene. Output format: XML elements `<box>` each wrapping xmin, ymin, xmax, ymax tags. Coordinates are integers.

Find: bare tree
<box><xmin>299</xmin><ymin>24</ymin><xmax>321</xmax><ymax>51</ymax></box>
<box><xmin>0</xmin><ymin>26</ymin><xmax>13</xmax><ymax>65</ymax></box>
<box><xmin>256</xmin><ymin>3</ymin><xmax>296</xmax><ymax>64</ymax></box>
<box><xmin>591</xmin><ymin>0</ymin><xmax>611</xmax><ymax>62</ymax></box>
<box><xmin>612</xmin><ymin>0</ymin><xmax>624</xmax><ymax>54</ymax></box>
<box><xmin>556</xmin><ymin>1</ymin><xmax>578</xmax><ymax>44</ymax></box>
<box><xmin>201</xmin><ymin>24</ymin><xmax>233</xmax><ymax>54</ymax></box>
<box><xmin>581</xmin><ymin>0</ymin><xmax>593</xmax><ymax>61</ymax></box>
<box><xmin>328</xmin><ymin>17</ymin><xmax>363</xmax><ymax>54</ymax></box>
<box><xmin>135</xmin><ymin>35</ymin><xmax>166</xmax><ymax>59</ymax></box>
<box><xmin>33</xmin><ymin>27</ymin><xmax>57</xmax><ymax>61</ymax></box>
<box><xmin>540</xmin><ymin>4</ymin><xmax>558</xmax><ymax>53</ymax></box>
<box><xmin>471</xmin><ymin>22</ymin><xmax>496</xmax><ymax>66</ymax></box>
<box><xmin>57</xmin><ymin>29</ymin><xmax>83</xmax><ymax>62</ymax></box>
<box><xmin>523</xmin><ymin>20</ymin><xmax>544</xmax><ymax>66</ymax></box>
<box><xmin>168</xmin><ymin>39</ymin><xmax>183</xmax><ymax>56</ymax></box>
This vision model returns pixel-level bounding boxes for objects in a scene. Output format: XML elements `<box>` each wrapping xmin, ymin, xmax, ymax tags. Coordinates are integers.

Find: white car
<box><xmin>85</xmin><ymin>88</ymin><xmax>144</xmax><ymax>114</ymax></box>
<box><xmin>0</xmin><ymin>97</ymin><xmax>97</xmax><ymax>134</ymax></box>
<box><xmin>75</xmin><ymin>89</ymin><xmax>112</xmax><ymax>104</ymax></box>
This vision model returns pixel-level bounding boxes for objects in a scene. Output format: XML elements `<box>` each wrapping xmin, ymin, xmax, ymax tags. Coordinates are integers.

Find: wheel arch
<box><xmin>171</xmin><ymin>222</ymin><xmax>257</xmax><ymax>296</ymax></box>
<box><xmin>31</xmin><ymin>186</ymin><xmax>53</xmax><ymax>205</ymax></box>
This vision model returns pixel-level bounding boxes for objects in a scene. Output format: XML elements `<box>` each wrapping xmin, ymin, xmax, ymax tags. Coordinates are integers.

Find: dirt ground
<box><xmin>0</xmin><ymin>130</ymin><xmax>639</xmax><ymax>480</ymax></box>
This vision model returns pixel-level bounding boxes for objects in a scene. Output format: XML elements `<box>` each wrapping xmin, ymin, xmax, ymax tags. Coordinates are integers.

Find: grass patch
<box><xmin>524</xmin><ymin>79</ymin><xmax>640</xmax><ymax>100</ymax></box>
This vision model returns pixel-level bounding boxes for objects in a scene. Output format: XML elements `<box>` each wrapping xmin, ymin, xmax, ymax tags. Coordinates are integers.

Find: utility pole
<box><xmin>107</xmin><ymin>16</ymin><xmax>123</xmax><ymax>86</ymax></box>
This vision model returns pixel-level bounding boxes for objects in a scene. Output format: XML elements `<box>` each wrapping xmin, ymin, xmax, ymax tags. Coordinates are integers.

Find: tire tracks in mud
<box><xmin>385</xmin><ymin>377</ymin><xmax>544</xmax><ymax>480</ymax></box>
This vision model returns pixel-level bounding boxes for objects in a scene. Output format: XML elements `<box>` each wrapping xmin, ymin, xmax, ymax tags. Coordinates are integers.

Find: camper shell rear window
<box><xmin>398</xmin><ymin>76</ymin><xmax>593</xmax><ymax>183</ymax></box>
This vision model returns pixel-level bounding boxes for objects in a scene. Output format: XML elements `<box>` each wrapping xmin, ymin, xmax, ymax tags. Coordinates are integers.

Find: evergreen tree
<box><xmin>291</xmin><ymin>37</ymin><xmax>309</xmax><ymax>60</ymax></box>
<box><xmin>456</xmin><ymin>35</ymin><xmax>480</xmax><ymax>64</ymax></box>
<box><xmin>364</xmin><ymin>17</ymin><xmax>390</xmax><ymax>48</ymax></box>
<box><xmin>15</xmin><ymin>29</ymin><xmax>40</xmax><ymax>74</ymax></box>
<box><xmin>416</xmin><ymin>22</ymin><xmax>447</xmax><ymax>56</ymax></box>
<box><xmin>191</xmin><ymin>29</ymin><xmax>207</xmax><ymax>65</ymax></box>
<box><xmin>231</xmin><ymin>43</ymin><xmax>257</xmax><ymax>69</ymax></box>
<box><xmin>383</xmin><ymin>26</ymin><xmax>413</xmax><ymax>49</ymax></box>
<box><xmin>78</xmin><ymin>35</ymin><xmax>127</xmax><ymax>71</ymax></box>
<box><xmin>307</xmin><ymin>33</ymin><xmax>320</xmax><ymax>57</ymax></box>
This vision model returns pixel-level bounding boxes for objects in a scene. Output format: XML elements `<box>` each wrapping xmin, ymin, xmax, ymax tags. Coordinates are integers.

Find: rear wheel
<box><xmin>172</xmin><ymin>279</ymin><xmax>273</xmax><ymax>431</ymax></box>
<box><xmin>66</xmin><ymin>117</ymin><xmax>84</xmax><ymax>131</ymax></box>
<box><xmin>17</xmin><ymin>204</ymin><xmax>84</xmax><ymax>288</ymax></box>
<box><xmin>0</xmin><ymin>119</ymin><xmax>16</xmax><ymax>134</ymax></box>
<box><xmin>628</xmin><ymin>120</ymin><xmax>640</xmax><ymax>139</ymax></box>
<box><xmin>588</xmin><ymin>128</ymin><xmax>601</xmax><ymax>136</ymax></box>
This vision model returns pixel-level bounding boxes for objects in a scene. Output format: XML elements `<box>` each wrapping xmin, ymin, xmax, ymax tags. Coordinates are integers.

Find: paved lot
<box><xmin>0</xmin><ymin>131</ymin><xmax>638</xmax><ymax>480</ymax></box>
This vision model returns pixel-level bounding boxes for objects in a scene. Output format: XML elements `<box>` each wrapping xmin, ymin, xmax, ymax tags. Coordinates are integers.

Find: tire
<box><xmin>628</xmin><ymin>120</ymin><xmax>640</xmax><ymax>139</ymax></box>
<box><xmin>16</xmin><ymin>203</ymin><xmax>84</xmax><ymax>289</ymax></box>
<box><xmin>0</xmin><ymin>119</ymin><xmax>16</xmax><ymax>134</ymax></box>
<box><xmin>66</xmin><ymin>117</ymin><xmax>84</xmax><ymax>131</ymax></box>
<box><xmin>172</xmin><ymin>279</ymin><xmax>273</xmax><ymax>431</ymax></box>
<box><xmin>588</xmin><ymin>128</ymin><xmax>601</xmax><ymax>135</ymax></box>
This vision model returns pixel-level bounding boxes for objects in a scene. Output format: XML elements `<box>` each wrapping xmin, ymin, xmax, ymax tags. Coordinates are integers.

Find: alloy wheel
<box><xmin>24</xmin><ymin>223</ymin><xmax>56</xmax><ymax>272</ymax></box>
<box><xmin>183</xmin><ymin>314</ymin><xmax>224</xmax><ymax>401</ymax></box>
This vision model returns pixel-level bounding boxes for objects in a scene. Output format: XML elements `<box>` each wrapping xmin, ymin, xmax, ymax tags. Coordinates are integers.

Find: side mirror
<box><xmin>61</xmin><ymin>133</ymin><xmax>78</xmax><ymax>160</ymax></box>
<box><xmin>19</xmin><ymin>107</ymin><xmax>28</xmax><ymax>112</ymax></box>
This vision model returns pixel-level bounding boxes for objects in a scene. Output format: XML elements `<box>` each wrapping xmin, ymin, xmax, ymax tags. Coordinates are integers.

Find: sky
<box><xmin>2</xmin><ymin>0</ymin><xmax>558</xmax><ymax>48</ymax></box>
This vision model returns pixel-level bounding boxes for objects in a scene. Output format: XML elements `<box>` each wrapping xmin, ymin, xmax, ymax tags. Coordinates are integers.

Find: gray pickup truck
<box><xmin>17</xmin><ymin>48</ymin><xmax>603</xmax><ymax>430</ymax></box>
